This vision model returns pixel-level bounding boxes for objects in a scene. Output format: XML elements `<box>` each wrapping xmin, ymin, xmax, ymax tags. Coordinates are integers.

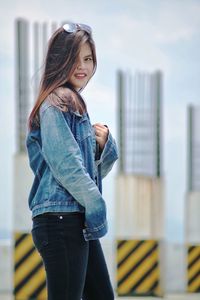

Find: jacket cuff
<box><xmin>82</xmin><ymin>220</ymin><xmax>108</xmax><ymax>241</ymax></box>
<box><xmin>95</xmin><ymin>131</ymin><xmax>115</xmax><ymax>166</ymax></box>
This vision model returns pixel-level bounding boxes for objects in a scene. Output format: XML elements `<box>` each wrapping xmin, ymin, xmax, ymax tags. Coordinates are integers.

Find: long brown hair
<box><xmin>28</xmin><ymin>25</ymin><xmax>97</xmax><ymax>130</ymax></box>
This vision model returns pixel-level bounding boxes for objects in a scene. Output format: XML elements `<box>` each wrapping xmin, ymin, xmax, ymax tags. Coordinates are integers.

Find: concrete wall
<box><xmin>101</xmin><ymin>238</ymin><xmax>117</xmax><ymax>291</ymax></box>
<box><xmin>164</xmin><ymin>242</ymin><xmax>187</xmax><ymax>293</ymax></box>
<box><xmin>0</xmin><ymin>153</ymin><xmax>34</xmax><ymax>294</ymax></box>
<box><xmin>13</xmin><ymin>153</ymin><xmax>33</xmax><ymax>231</ymax></box>
<box><xmin>0</xmin><ymin>242</ymin><xmax>13</xmax><ymax>293</ymax></box>
<box><xmin>115</xmin><ymin>175</ymin><xmax>164</xmax><ymax>239</ymax></box>
<box><xmin>185</xmin><ymin>192</ymin><xmax>200</xmax><ymax>243</ymax></box>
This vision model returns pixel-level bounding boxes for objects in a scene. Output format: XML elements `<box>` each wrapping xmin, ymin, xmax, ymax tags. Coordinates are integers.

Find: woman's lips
<box><xmin>74</xmin><ymin>73</ymin><xmax>87</xmax><ymax>79</ymax></box>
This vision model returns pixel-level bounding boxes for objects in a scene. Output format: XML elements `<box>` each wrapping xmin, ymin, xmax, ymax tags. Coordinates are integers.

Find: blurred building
<box><xmin>115</xmin><ymin>70</ymin><xmax>164</xmax><ymax>239</ymax></box>
<box><xmin>185</xmin><ymin>105</ymin><xmax>200</xmax><ymax>293</ymax></box>
<box><xmin>117</xmin><ymin>70</ymin><xmax>162</xmax><ymax>177</ymax></box>
<box><xmin>115</xmin><ymin>70</ymin><xmax>164</xmax><ymax>297</ymax></box>
<box><xmin>15</xmin><ymin>19</ymin><xmax>29</xmax><ymax>153</ymax></box>
<box><xmin>187</xmin><ymin>105</ymin><xmax>200</xmax><ymax>193</ymax></box>
<box><xmin>186</xmin><ymin>104</ymin><xmax>200</xmax><ymax>244</ymax></box>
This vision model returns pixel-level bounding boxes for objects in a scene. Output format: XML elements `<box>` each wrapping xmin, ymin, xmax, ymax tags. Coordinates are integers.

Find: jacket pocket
<box><xmin>76</xmin><ymin>115</ymin><xmax>92</xmax><ymax>141</ymax></box>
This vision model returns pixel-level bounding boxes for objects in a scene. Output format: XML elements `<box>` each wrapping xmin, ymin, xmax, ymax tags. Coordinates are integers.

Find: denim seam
<box><xmin>83</xmin><ymin>220</ymin><xmax>107</xmax><ymax>233</ymax></box>
<box><xmin>95</xmin><ymin>146</ymin><xmax>112</xmax><ymax>166</ymax></box>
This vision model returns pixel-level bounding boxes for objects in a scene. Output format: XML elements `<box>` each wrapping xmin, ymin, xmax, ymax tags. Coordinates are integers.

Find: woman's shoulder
<box><xmin>53</xmin><ymin>86</ymin><xmax>76</xmax><ymax>99</ymax></box>
<box><xmin>51</xmin><ymin>86</ymin><xmax>87</xmax><ymax>116</ymax></box>
<box><xmin>38</xmin><ymin>87</ymin><xmax>75</xmax><ymax>115</ymax></box>
<box><xmin>50</xmin><ymin>86</ymin><xmax>78</xmax><ymax>112</ymax></box>
<box><xmin>40</xmin><ymin>86</ymin><xmax>87</xmax><ymax>119</ymax></box>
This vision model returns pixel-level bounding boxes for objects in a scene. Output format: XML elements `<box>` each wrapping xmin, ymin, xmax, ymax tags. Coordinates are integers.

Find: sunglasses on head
<box><xmin>62</xmin><ymin>23</ymin><xmax>92</xmax><ymax>35</ymax></box>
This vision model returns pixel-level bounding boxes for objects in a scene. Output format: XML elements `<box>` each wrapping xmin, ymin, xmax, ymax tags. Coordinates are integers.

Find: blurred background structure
<box><xmin>185</xmin><ymin>105</ymin><xmax>200</xmax><ymax>293</ymax></box>
<box><xmin>115</xmin><ymin>70</ymin><xmax>164</xmax><ymax>297</ymax></box>
<box><xmin>1</xmin><ymin>1</ymin><xmax>200</xmax><ymax>299</ymax></box>
<box><xmin>116</xmin><ymin>70</ymin><xmax>163</xmax><ymax>235</ymax></box>
<box><xmin>15</xmin><ymin>19</ymin><xmax>29</xmax><ymax>153</ymax></box>
<box><xmin>117</xmin><ymin>70</ymin><xmax>162</xmax><ymax>177</ymax></box>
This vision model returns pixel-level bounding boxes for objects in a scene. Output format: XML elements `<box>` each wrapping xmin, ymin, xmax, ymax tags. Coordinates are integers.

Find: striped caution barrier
<box><xmin>14</xmin><ymin>232</ymin><xmax>47</xmax><ymax>299</ymax></box>
<box><xmin>187</xmin><ymin>245</ymin><xmax>200</xmax><ymax>293</ymax></box>
<box><xmin>116</xmin><ymin>239</ymin><xmax>162</xmax><ymax>297</ymax></box>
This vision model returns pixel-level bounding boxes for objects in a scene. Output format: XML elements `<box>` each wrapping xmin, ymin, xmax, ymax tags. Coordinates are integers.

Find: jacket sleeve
<box><xmin>39</xmin><ymin>105</ymin><xmax>107</xmax><ymax>236</ymax></box>
<box><xmin>95</xmin><ymin>130</ymin><xmax>119</xmax><ymax>179</ymax></box>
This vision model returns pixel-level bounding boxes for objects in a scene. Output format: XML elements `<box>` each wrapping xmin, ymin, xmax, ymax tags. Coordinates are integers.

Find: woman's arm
<box><xmin>95</xmin><ymin>130</ymin><xmax>119</xmax><ymax>179</ymax></box>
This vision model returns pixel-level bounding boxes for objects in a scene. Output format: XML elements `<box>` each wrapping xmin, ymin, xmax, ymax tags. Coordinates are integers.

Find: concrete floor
<box><xmin>0</xmin><ymin>293</ymin><xmax>200</xmax><ymax>300</ymax></box>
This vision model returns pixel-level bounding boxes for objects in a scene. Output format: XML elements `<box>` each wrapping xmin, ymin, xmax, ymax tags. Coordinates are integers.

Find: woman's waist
<box><xmin>33</xmin><ymin>211</ymin><xmax>84</xmax><ymax>219</ymax></box>
<box><xmin>31</xmin><ymin>201</ymin><xmax>85</xmax><ymax>219</ymax></box>
<box><xmin>32</xmin><ymin>211</ymin><xmax>86</xmax><ymax>229</ymax></box>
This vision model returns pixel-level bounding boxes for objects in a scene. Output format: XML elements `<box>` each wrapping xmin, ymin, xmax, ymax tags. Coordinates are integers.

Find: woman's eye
<box><xmin>85</xmin><ymin>57</ymin><xmax>93</xmax><ymax>61</ymax></box>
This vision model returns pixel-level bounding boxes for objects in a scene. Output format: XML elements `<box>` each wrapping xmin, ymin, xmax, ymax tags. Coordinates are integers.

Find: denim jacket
<box><xmin>26</xmin><ymin>95</ymin><xmax>118</xmax><ymax>241</ymax></box>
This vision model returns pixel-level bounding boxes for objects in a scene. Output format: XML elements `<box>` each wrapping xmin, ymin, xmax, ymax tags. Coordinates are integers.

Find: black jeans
<box><xmin>32</xmin><ymin>212</ymin><xmax>114</xmax><ymax>300</ymax></box>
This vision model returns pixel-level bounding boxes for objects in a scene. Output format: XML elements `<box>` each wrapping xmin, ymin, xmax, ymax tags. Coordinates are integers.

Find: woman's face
<box><xmin>69</xmin><ymin>42</ymin><xmax>94</xmax><ymax>91</ymax></box>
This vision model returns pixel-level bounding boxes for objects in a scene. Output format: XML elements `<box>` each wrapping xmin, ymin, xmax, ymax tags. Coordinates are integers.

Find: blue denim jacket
<box><xmin>26</xmin><ymin>96</ymin><xmax>118</xmax><ymax>241</ymax></box>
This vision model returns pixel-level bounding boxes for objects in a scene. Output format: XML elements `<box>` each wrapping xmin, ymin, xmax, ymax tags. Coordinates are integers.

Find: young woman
<box><xmin>26</xmin><ymin>22</ymin><xmax>118</xmax><ymax>300</ymax></box>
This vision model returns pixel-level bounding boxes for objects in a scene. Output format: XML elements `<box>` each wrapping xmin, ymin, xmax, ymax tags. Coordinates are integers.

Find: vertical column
<box><xmin>14</xmin><ymin>17</ymin><xmax>32</xmax><ymax>238</ymax></box>
<box><xmin>185</xmin><ymin>105</ymin><xmax>200</xmax><ymax>293</ymax></box>
<box><xmin>15</xmin><ymin>18</ymin><xmax>29</xmax><ymax>153</ymax></box>
<box><xmin>115</xmin><ymin>70</ymin><xmax>164</xmax><ymax>297</ymax></box>
<box><xmin>33</xmin><ymin>21</ymin><xmax>53</xmax><ymax>101</ymax></box>
<box><xmin>117</xmin><ymin>70</ymin><xmax>125</xmax><ymax>174</ymax></box>
<box><xmin>33</xmin><ymin>22</ymin><xmax>40</xmax><ymax>100</ymax></box>
<box><xmin>154</xmin><ymin>71</ymin><xmax>162</xmax><ymax>177</ymax></box>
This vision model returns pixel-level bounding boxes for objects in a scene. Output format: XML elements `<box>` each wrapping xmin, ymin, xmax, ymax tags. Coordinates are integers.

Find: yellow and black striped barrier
<box><xmin>116</xmin><ymin>239</ymin><xmax>162</xmax><ymax>297</ymax></box>
<box><xmin>14</xmin><ymin>232</ymin><xmax>47</xmax><ymax>299</ymax></box>
<box><xmin>187</xmin><ymin>244</ymin><xmax>200</xmax><ymax>293</ymax></box>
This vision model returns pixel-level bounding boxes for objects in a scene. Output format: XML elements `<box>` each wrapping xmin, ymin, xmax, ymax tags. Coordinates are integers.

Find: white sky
<box><xmin>1</xmin><ymin>0</ymin><xmax>200</xmax><ymax>241</ymax></box>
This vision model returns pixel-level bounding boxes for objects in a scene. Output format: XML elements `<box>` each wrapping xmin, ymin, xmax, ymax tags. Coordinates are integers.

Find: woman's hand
<box><xmin>93</xmin><ymin>123</ymin><xmax>109</xmax><ymax>150</ymax></box>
